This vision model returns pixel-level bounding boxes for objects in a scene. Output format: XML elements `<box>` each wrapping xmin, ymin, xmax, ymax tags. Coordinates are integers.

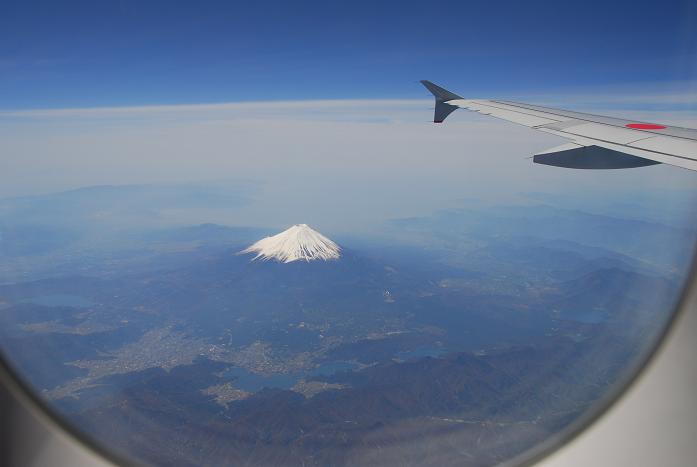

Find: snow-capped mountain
<box><xmin>239</xmin><ymin>224</ymin><xmax>341</xmax><ymax>263</ymax></box>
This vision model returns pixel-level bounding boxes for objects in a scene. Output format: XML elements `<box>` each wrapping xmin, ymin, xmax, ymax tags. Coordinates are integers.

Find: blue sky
<box><xmin>2</xmin><ymin>0</ymin><xmax>696</xmax><ymax>109</ymax></box>
<box><xmin>1</xmin><ymin>0</ymin><xmax>697</xmax><ymax>231</ymax></box>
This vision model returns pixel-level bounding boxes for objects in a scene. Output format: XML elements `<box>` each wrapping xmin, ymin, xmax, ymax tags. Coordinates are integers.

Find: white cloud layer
<box><xmin>1</xmin><ymin>99</ymin><xmax>696</xmax><ymax>232</ymax></box>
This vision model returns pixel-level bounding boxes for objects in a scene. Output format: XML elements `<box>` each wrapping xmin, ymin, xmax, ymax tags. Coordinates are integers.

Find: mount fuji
<box><xmin>239</xmin><ymin>224</ymin><xmax>341</xmax><ymax>263</ymax></box>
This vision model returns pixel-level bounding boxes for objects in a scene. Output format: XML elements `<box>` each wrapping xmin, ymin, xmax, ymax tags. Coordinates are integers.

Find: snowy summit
<box><xmin>239</xmin><ymin>224</ymin><xmax>341</xmax><ymax>263</ymax></box>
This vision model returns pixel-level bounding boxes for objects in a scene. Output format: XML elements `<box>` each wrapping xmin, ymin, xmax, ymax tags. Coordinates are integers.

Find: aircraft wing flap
<box><xmin>628</xmin><ymin>136</ymin><xmax>697</xmax><ymax>160</ymax></box>
<box><xmin>534</xmin><ymin>142</ymin><xmax>585</xmax><ymax>155</ymax></box>
<box><xmin>537</xmin><ymin>130</ymin><xmax>697</xmax><ymax>171</ymax></box>
<box><xmin>550</xmin><ymin>122</ymin><xmax>659</xmax><ymax>145</ymax></box>
<box><xmin>591</xmin><ymin>141</ymin><xmax>697</xmax><ymax>171</ymax></box>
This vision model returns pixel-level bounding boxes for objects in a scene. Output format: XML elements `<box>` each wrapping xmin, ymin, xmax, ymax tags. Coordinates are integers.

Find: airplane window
<box><xmin>1</xmin><ymin>1</ymin><xmax>696</xmax><ymax>466</ymax></box>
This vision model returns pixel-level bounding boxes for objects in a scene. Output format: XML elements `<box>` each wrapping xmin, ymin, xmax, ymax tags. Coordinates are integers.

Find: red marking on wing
<box><xmin>626</xmin><ymin>123</ymin><xmax>666</xmax><ymax>130</ymax></box>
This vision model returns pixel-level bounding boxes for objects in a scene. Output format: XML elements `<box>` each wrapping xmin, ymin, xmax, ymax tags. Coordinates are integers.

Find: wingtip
<box><xmin>420</xmin><ymin>80</ymin><xmax>463</xmax><ymax>101</ymax></box>
<box><xmin>421</xmin><ymin>80</ymin><xmax>462</xmax><ymax>124</ymax></box>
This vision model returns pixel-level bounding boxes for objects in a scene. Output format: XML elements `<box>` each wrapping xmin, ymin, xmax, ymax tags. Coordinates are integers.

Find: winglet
<box><xmin>420</xmin><ymin>80</ymin><xmax>463</xmax><ymax>123</ymax></box>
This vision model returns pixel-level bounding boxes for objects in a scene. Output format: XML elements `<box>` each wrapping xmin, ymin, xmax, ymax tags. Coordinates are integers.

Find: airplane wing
<box><xmin>421</xmin><ymin>80</ymin><xmax>697</xmax><ymax>171</ymax></box>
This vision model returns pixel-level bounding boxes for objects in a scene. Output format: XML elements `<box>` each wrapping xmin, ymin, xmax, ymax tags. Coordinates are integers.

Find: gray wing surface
<box><xmin>421</xmin><ymin>80</ymin><xmax>697</xmax><ymax>171</ymax></box>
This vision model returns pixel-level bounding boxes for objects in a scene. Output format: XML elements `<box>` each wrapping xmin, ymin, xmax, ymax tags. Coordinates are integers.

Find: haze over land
<box><xmin>3</xmin><ymin>99</ymin><xmax>697</xmax><ymax>238</ymax></box>
<box><xmin>0</xmin><ymin>182</ymin><xmax>693</xmax><ymax>466</ymax></box>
